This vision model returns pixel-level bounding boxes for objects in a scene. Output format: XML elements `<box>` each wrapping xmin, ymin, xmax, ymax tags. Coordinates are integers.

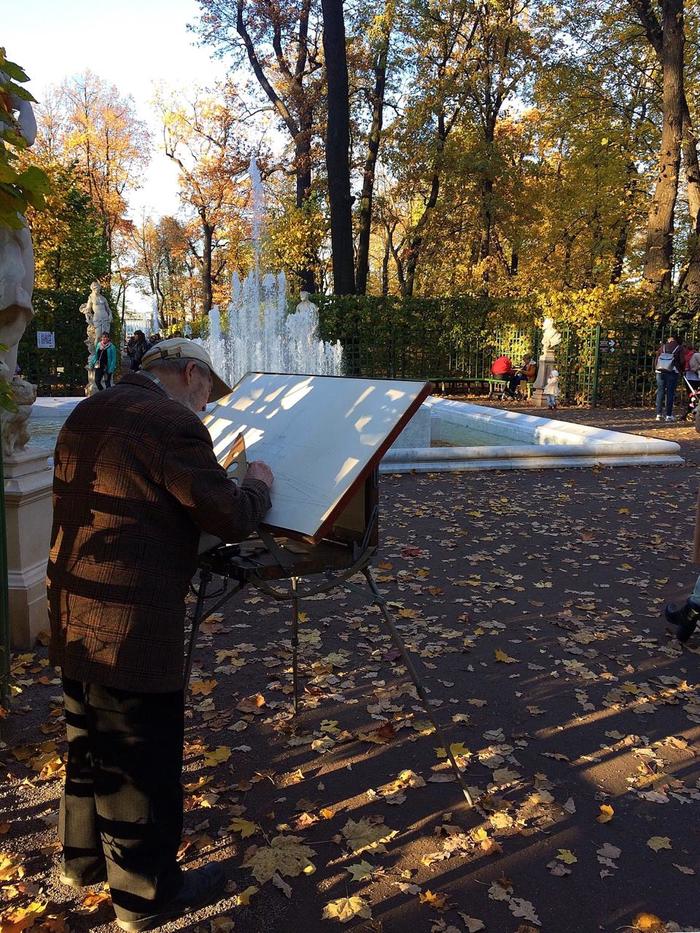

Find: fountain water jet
<box><xmin>199</xmin><ymin>158</ymin><xmax>342</xmax><ymax>388</ymax></box>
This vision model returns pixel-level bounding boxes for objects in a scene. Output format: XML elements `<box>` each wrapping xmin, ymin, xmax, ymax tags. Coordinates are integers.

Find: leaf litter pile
<box><xmin>1</xmin><ymin>447</ymin><xmax>700</xmax><ymax>932</ymax></box>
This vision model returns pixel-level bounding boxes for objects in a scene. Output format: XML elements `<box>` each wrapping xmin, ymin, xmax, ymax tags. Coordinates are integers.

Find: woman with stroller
<box><xmin>682</xmin><ymin>345</ymin><xmax>700</xmax><ymax>420</ymax></box>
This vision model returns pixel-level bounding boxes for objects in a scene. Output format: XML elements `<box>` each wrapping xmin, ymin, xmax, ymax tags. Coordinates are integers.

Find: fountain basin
<box><xmin>382</xmin><ymin>398</ymin><xmax>683</xmax><ymax>472</ymax></box>
<box><xmin>31</xmin><ymin>395</ymin><xmax>683</xmax><ymax>472</ymax></box>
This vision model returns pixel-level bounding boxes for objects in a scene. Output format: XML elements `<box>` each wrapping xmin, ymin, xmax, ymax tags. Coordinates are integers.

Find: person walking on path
<box><xmin>48</xmin><ymin>338</ymin><xmax>274</xmax><ymax>931</ymax></box>
<box><xmin>89</xmin><ymin>332</ymin><xmax>117</xmax><ymax>390</ymax></box>
<box><xmin>126</xmin><ymin>330</ymin><xmax>149</xmax><ymax>372</ymax></box>
<box><xmin>654</xmin><ymin>336</ymin><xmax>682</xmax><ymax>422</ymax></box>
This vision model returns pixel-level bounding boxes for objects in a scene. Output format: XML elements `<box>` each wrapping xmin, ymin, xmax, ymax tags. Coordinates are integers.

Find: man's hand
<box><xmin>245</xmin><ymin>461</ymin><xmax>274</xmax><ymax>489</ymax></box>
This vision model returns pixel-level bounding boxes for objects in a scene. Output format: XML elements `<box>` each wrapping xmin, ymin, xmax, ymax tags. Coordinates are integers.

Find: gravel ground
<box><xmin>1</xmin><ymin>406</ymin><xmax>699</xmax><ymax>933</ymax></box>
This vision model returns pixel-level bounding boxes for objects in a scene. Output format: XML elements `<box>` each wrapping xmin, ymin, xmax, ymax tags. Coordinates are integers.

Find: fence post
<box><xmin>0</xmin><ymin>451</ymin><xmax>10</xmax><ymax>710</ymax></box>
<box><xmin>591</xmin><ymin>324</ymin><xmax>601</xmax><ymax>408</ymax></box>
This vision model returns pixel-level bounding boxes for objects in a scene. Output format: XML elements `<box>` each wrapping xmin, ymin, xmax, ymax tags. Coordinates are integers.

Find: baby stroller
<box><xmin>681</xmin><ymin>374</ymin><xmax>700</xmax><ymax>421</ymax></box>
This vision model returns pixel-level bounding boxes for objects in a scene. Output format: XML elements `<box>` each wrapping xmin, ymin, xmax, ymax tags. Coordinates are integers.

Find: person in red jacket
<box><xmin>491</xmin><ymin>355</ymin><xmax>525</xmax><ymax>399</ymax></box>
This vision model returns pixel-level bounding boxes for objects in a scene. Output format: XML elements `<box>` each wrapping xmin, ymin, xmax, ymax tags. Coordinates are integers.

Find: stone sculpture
<box><xmin>0</xmin><ymin>70</ymin><xmax>38</xmax><ymax>457</ymax></box>
<box><xmin>80</xmin><ymin>282</ymin><xmax>113</xmax><ymax>396</ymax></box>
<box><xmin>533</xmin><ymin>317</ymin><xmax>563</xmax><ymax>407</ymax></box>
<box><xmin>541</xmin><ymin>317</ymin><xmax>562</xmax><ymax>353</ymax></box>
<box><xmin>0</xmin><ymin>363</ymin><xmax>35</xmax><ymax>455</ymax></box>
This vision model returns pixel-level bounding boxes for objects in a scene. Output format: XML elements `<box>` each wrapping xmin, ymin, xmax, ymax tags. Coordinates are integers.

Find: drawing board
<box><xmin>203</xmin><ymin>373</ymin><xmax>431</xmax><ymax>540</ymax></box>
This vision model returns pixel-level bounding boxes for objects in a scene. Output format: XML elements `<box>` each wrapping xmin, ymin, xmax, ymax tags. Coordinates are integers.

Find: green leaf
<box><xmin>0</xmin><ymin>55</ymin><xmax>30</xmax><ymax>84</ymax></box>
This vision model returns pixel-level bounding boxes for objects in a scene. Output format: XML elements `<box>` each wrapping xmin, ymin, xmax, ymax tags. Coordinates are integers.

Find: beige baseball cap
<box><xmin>141</xmin><ymin>338</ymin><xmax>231</xmax><ymax>402</ymax></box>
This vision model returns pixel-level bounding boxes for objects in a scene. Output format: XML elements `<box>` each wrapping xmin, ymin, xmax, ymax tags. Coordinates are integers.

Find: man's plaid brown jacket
<box><xmin>48</xmin><ymin>373</ymin><xmax>271</xmax><ymax>692</ymax></box>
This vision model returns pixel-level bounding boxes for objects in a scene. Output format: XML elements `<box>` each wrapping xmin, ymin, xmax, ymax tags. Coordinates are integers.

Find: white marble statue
<box><xmin>0</xmin><ymin>362</ymin><xmax>35</xmax><ymax>455</ymax></box>
<box><xmin>0</xmin><ymin>70</ymin><xmax>38</xmax><ymax>457</ymax></box>
<box><xmin>81</xmin><ymin>281</ymin><xmax>113</xmax><ymax>337</ymax></box>
<box><xmin>541</xmin><ymin>317</ymin><xmax>562</xmax><ymax>353</ymax></box>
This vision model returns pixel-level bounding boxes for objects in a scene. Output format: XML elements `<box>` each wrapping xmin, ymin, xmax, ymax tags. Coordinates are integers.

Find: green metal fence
<box><xmin>16</xmin><ymin>289</ymin><xmax>700</xmax><ymax>408</ymax></box>
<box><xmin>317</xmin><ymin>297</ymin><xmax>700</xmax><ymax>408</ymax></box>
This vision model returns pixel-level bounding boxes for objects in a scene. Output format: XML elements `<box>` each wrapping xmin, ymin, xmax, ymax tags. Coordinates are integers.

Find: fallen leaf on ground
<box><xmin>419</xmin><ymin>889</ymin><xmax>450</xmax><ymax>910</ymax></box>
<box><xmin>494</xmin><ymin>648</ymin><xmax>517</xmax><ymax>663</ymax></box>
<box><xmin>190</xmin><ymin>679</ymin><xmax>217</xmax><ymax>696</ymax></box>
<box><xmin>236</xmin><ymin>693</ymin><xmax>266</xmax><ymax>713</ymax></box>
<box><xmin>341</xmin><ymin>818</ymin><xmax>397</xmax><ymax>855</ymax></box>
<box><xmin>243</xmin><ymin>835</ymin><xmax>315</xmax><ymax>883</ymax></box>
<box><xmin>322</xmin><ymin>896</ymin><xmax>372</xmax><ymax>923</ymax></box>
<box><xmin>597</xmin><ymin>804</ymin><xmax>614</xmax><ymax>823</ymax></box>
<box><xmin>457</xmin><ymin>915</ymin><xmax>486</xmax><ymax>933</ymax></box>
<box><xmin>234</xmin><ymin>885</ymin><xmax>258</xmax><ymax>906</ymax></box>
<box><xmin>203</xmin><ymin>746</ymin><xmax>231</xmax><ymax>766</ymax></box>
<box><xmin>631</xmin><ymin>913</ymin><xmax>665</xmax><ymax>932</ymax></box>
<box><xmin>227</xmin><ymin>818</ymin><xmax>258</xmax><ymax>838</ymax></box>
<box><xmin>272</xmin><ymin>872</ymin><xmax>292</xmax><ymax>898</ymax></box>
<box><xmin>646</xmin><ymin>836</ymin><xmax>672</xmax><ymax>852</ymax></box>
<box><xmin>435</xmin><ymin>743</ymin><xmax>469</xmax><ymax>759</ymax></box>
<box><xmin>346</xmin><ymin>861</ymin><xmax>375</xmax><ymax>882</ymax></box>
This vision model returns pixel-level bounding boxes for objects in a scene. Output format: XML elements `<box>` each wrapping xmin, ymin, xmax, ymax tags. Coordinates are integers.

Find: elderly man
<box><xmin>48</xmin><ymin>338</ymin><xmax>273</xmax><ymax>931</ymax></box>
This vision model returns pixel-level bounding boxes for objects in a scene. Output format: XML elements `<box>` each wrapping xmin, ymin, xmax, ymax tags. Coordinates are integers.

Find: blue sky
<box><xmin>4</xmin><ymin>0</ymin><xmax>228</xmax><ymax>218</ymax></box>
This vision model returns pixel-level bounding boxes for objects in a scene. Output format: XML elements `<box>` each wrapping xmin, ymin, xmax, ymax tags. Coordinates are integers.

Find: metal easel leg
<box><xmin>185</xmin><ymin>569</ymin><xmax>212</xmax><ymax>688</ymax></box>
<box><xmin>291</xmin><ymin>576</ymin><xmax>300</xmax><ymax>715</ymax></box>
<box><xmin>363</xmin><ymin>566</ymin><xmax>474</xmax><ymax>808</ymax></box>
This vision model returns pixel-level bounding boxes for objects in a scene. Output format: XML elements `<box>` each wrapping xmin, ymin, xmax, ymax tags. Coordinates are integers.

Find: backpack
<box><xmin>491</xmin><ymin>355</ymin><xmax>513</xmax><ymax>376</ymax></box>
<box><xmin>656</xmin><ymin>344</ymin><xmax>678</xmax><ymax>373</ymax></box>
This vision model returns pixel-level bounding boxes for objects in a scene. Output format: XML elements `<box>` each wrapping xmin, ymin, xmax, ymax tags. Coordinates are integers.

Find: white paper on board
<box><xmin>203</xmin><ymin>372</ymin><xmax>428</xmax><ymax>539</ymax></box>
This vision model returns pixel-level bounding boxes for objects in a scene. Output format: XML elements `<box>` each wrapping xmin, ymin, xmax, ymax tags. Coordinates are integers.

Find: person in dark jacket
<box><xmin>127</xmin><ymin>330</ymin><xmax>149</xmax><ymax>372</ymax></box>
<box><xmin>48</xmin><ymin>338</ymin><xmax>273</xmax><ymax>931</ymax></box>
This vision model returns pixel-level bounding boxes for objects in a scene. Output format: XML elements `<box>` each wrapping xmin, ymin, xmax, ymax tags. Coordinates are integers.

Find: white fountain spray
<box><xmin>200</xmin><ymin>157</ymin><xmax>342</xmax><ymax>387</ymax></box>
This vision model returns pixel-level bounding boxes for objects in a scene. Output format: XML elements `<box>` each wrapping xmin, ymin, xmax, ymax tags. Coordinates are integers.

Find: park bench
<box><xmin>432</xmin><ymin>376</ymin><xmax>533</xmax><ymax>399</ymax></box>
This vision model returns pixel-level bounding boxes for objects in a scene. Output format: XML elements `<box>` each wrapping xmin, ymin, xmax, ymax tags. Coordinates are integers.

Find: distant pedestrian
<box><xmin>148</xmin><ymin>332</ymin><xmax>162</xmax><ymax>348</ymax></box>
<box><xmin>127</xmin><ymin>330</ymin><xmax>149</xmax><ymax>372</ymax></box>
<box><xmin>544</xmin><ymin>369</ymin><xmax>559</xmax><ymax>410</ymax></box>
<box><xmin>90</xmin><ymin>332</ymin><xmax>117</xmax><ymax>390</ymax></box>
<box><xmin>654</xmin><ymin>336</ymin><xmax>682</xmax><ymax>422</ymax></box>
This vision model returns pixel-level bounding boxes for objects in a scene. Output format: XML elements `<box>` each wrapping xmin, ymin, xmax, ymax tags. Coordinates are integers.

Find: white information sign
<box><xmin>36</xmin><ymin>331</ymin><xmax>55</xmax><ymax>349</ymax></box>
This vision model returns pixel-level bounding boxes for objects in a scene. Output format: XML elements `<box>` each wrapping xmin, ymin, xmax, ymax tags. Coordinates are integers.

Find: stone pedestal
<box><xmin>4</xmin><ymin>447</ymin><xmax>53</xmax><ymax>647</ymax></box>
<box><xmin>532</xmin><ymin>350</ymin><xmax>556</xmax><ymax>409</ymax></box>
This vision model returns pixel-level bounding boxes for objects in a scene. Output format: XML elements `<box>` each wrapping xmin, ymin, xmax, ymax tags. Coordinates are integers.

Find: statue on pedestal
<box><xmin>533</xmin><ymin>317</ymin><xmax>563</xmax><ymax>408</ymax></box>
<box><xmin>0</xmin><ymin>69</ymin><xmax>38</xmax><ymax>457</ymax></box>
<box><xmin>80</xmin><ymin>282</ymin><xmax>113</xmax><ymax>396</ymax></box>
<box><xmin>285</xmin><ymin>291</ymin><xmax>320</xmax><ymax>371</ymax></box>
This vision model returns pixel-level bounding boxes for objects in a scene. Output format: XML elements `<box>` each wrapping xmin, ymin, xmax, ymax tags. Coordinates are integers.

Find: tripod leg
<box><xmin>185</xmin><ymin>569</ymin><xmax>212</xmax><ymax>688</ymax></box>
<box><xmin>363</xmin><ymin>567</ymin><xmax>474</xmax><ymax>808</ymax></box>
<box><xmin>291</xmin><ymin>576</ymin><xmax>300</xmax><ymax>716</ymax></box>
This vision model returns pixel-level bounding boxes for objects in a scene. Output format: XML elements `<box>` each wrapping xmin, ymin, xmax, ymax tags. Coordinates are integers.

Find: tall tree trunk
<box><xmin>356</xmin><ymin>3</ymin><xmax>393</xmax><ymax>294</ymax></box>
<box><xmin>236</xmin><ymin>0</ymin><xmax>317</xmax><ymax>292</ymax></box>
<box><xmin>321</xmin><ymin>0</ymin><xmax>356</xmax><ymax>295</ymax></box>
<box><xmin>404</xmin><ymin>165</ymin><xmax>441</xmax><ymax>297</ymax></box>
<box><xmin>201</xmin><ymin>218</ymin><xmax>214</xmax><ymax>312</ymax></box>
<box><xmin>678</xmin><ymin>116</ymin><xmax>700</xmax><ymax>310</ymax></box>
<box><xmin>634</xmin><ymin>0</ymin><xmax>684</xmax><ymax>297</ymax></box>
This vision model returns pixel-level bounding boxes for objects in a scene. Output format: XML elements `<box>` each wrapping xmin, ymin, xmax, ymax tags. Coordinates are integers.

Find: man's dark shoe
<box><xmin>665</xmin><ymin>600</ymin><xmax>700</xmax><ymax>643</ymax></box>
<box><xmin>59</xmin><ymin>861</ymin><xmax>108</xmax><ymax>887</ymax></box>
<box><xmin>115</xmin><ymin>864</ymin><xmax>226</xmax><ymax>932</ymax></box>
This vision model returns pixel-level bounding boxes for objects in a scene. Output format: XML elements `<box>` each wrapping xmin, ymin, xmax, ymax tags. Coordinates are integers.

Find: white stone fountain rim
<box><xmin>31</xmin><ymin>394</ymin><xmax>684</xmax><ymax>471</ymax></box>
<box><xmin>381</xmin><ymin>397</ymin><xmax>683</xmax><ymax>472</ymax></box>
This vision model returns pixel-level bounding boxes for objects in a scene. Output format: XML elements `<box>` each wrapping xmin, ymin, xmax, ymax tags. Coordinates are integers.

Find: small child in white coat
<box><xmin>544</xmin><ymin>369</ymin><xmax>559</xmax><ymax>410</ymax></box>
